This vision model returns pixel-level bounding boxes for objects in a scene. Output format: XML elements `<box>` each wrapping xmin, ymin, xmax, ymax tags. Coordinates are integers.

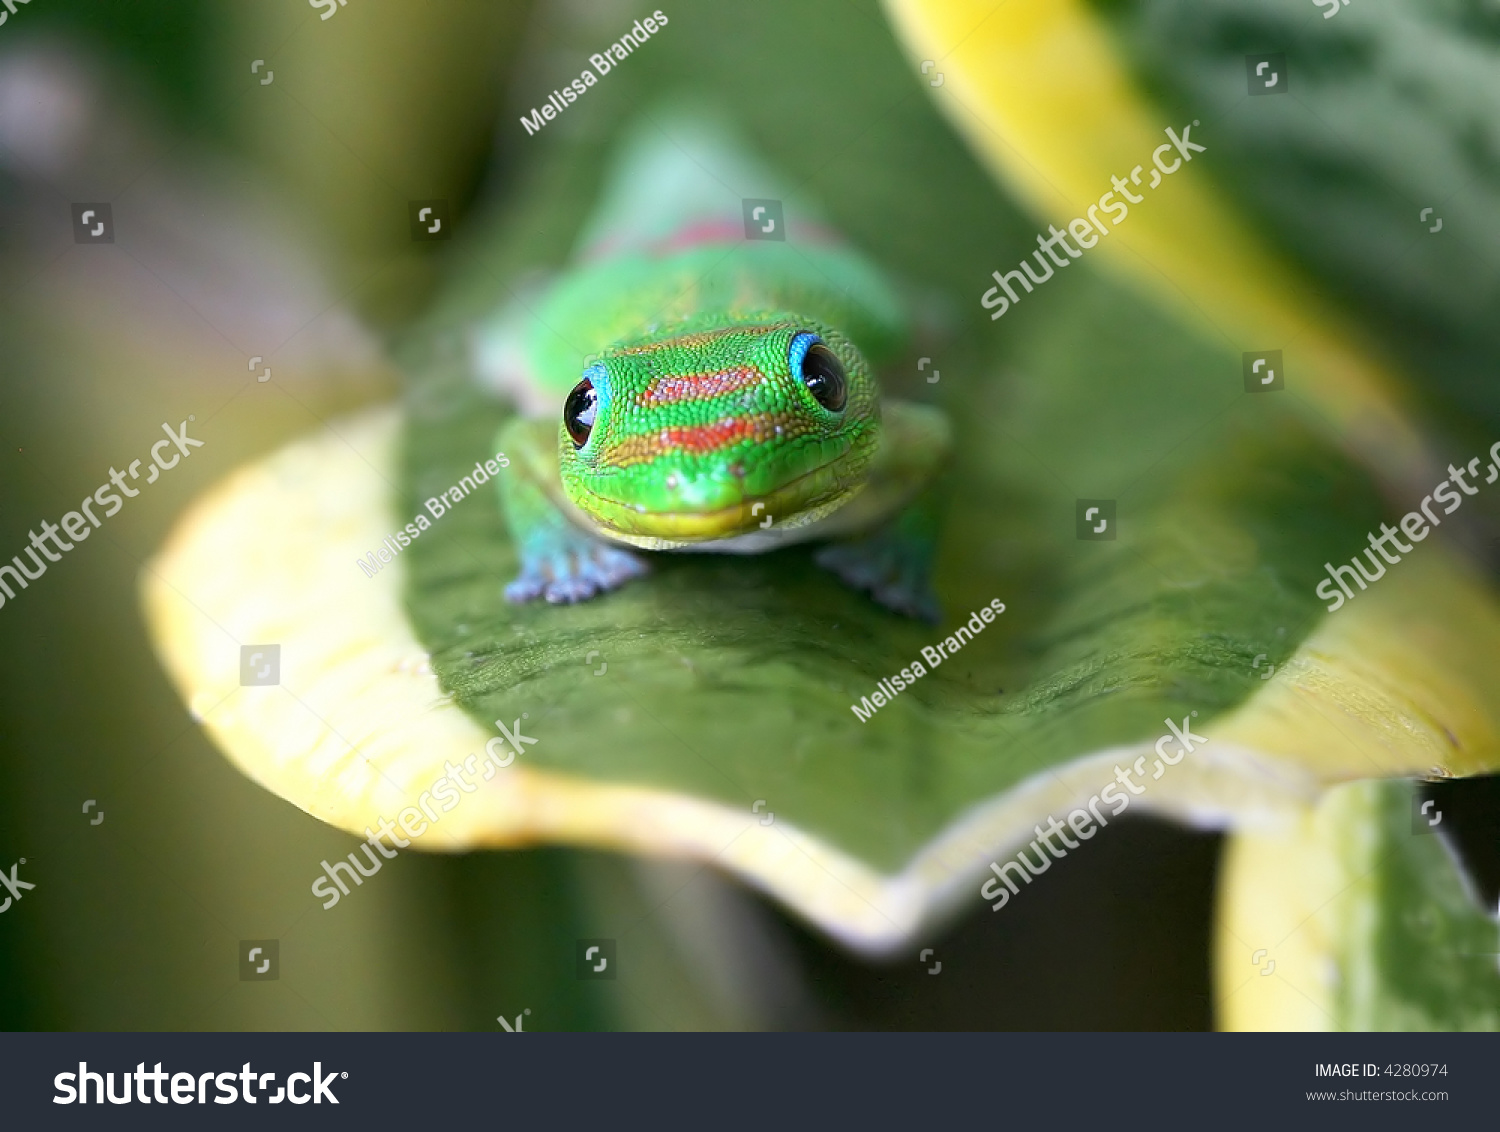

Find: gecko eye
<box><xmin>563</xmin><ymin>377</ymin><xmax>597</xmax><ymax>448</ymax></box>
<box><xmin>795</xmin><ymin>340</ymin><xmax>847</xmax><ymax>413</ymax></box>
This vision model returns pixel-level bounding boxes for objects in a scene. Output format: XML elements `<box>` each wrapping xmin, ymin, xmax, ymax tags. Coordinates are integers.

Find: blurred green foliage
<box><xmin>8</xmin><ymin>0</ymin><xmax>223</xmax><ymax>128</ymax></box>
<box><xmin>1353</xmin><ymin>782</ymin><xmax>1500</xmax><ymax>1030</ymax></box>
<box><xmin>1089</xmin><ymin>0</ymin><xmax>1500</xmax><ymax>439</ymax></box>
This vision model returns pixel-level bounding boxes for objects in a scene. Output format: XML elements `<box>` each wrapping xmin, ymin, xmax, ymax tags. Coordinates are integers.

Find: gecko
<box><xmin>472</xmin><ymin>111</ymin><xmax>951</xmax><ymax>622</ymax></box>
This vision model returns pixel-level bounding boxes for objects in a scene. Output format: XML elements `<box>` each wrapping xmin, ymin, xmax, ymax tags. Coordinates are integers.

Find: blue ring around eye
<box><xmin>583</xmin><ymin>360</ymin><xmax>609</xmax><ymax>408</ymax></box>
<box><xmin>787</xmin><ymin>332</ymin><xmax>822</xmax><ymax>380</ymax></box>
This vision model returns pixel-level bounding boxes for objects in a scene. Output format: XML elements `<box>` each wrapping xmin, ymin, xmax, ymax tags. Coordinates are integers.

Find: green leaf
<box><xmin>1216</xmin><ymin>778</ymin><xmax>1500</xmax><ymax>1030</ymax></box>
<box><xmin>1088</xmin><ymin>0</ymin><xmax>1500</xmax><ymax>429</ymax></box>
<box><xmin>143</xmin><ymin>0</ymin><xmax>1500</xmax><ymax>956</ymax></box>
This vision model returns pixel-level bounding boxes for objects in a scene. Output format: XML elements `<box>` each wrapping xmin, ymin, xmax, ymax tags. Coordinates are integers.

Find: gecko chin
<box><xmin>564</xmin><ymin>451</ymin><xmax>871</xmax><ymax>546</ymax></box>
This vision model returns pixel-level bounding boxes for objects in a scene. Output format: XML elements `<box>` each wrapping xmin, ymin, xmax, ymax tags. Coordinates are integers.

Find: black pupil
<box><xmin>564</xmin><ymin>378</ymin><xmax>597</xmax><ymax>447</ymax></box>
<box><xmin>802</xmin><ymin>343</ymin><xmax>847</xmax><ymax>412</ymax></box>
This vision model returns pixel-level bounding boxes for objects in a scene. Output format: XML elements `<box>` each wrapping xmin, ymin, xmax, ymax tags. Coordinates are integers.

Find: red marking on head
<box><xmin>607</xmin><ymin>414</ymin><xmax>792</xmax><ymax>467</ymax></box>
<box><xmin>656</xmin><ymin>219</ymin><xmax>745</xmax><ymax>254</ymax></box>
<box><xmin>668</xmin><ymin>417</ymin><xmax>762</xmax><ymax>455</ymax></box>
<box><xmin>638</xmin><ymin>366</ymin><xmax>763</xmax><ymax>406</ymax></box>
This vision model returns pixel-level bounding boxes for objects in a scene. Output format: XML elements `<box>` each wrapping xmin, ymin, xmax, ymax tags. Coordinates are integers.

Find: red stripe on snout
<box><xmin>638</xmin><ymin>366</ymin><xmax>763</xmax><ymax>406</ymax></box>
<box><xmin>607</xmin><ymin>414</ymin><xmax>794</xmax><ymax>466</ymax></box>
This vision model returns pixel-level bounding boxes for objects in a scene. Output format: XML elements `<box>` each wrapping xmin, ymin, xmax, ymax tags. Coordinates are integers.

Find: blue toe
<box><xmin>815</xmin><ymin>533</ymin><xmax>942</xmax><ymax>623</ymax></box>
<box><xmin>506</xmin><ymin>536</ymin><xmax>648</xmax><ymax>606</ymax></box>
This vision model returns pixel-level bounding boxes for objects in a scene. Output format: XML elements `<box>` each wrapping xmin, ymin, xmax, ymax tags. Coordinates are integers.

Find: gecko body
<box><xmin>474</xmin><ymin>112</ymin><xmax>950</xmax><ymax>620</ymax></box>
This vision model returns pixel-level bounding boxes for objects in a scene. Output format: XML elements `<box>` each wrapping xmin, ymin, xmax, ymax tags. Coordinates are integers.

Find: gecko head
<box><xmin>556</xmin><ymin>316</ymin><xmax>881</xmax><ymax>543</ymax></box>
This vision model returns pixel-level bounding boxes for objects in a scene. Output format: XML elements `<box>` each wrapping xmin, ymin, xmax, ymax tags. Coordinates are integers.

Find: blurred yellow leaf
<box><xmin>881</xmin><ymin>0</ymin><xmax>1441</xmax><ymax>504</ymax></box>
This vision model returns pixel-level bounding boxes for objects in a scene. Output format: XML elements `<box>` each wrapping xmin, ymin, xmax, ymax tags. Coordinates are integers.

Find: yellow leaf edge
<box><xmin>1214</xmin><ymin>790</ymin><xmax>1350</xmax><ymax>1032</ymax></box>
<box><xmin>1214</xmin><ymin>780</ymin><xmax>1500</xmax><ymax>1031</ymax></box>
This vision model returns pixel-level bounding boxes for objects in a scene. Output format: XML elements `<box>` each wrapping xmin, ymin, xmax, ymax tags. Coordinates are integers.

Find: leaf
<box><xmin>142</xmin><ymin>301</ymin><xmax>1500</xmax><ymax>955</ymax></box>
<box><xmin>1086</xmin><ymin>0</ymin><xmax>1500</xmax><ymax>429</ymax></box>
<box><xmin>1215</xmin><ymin>778</ymin><xmax>1500</xmax><ymax>1030</ymax></box>
<box><xmin>880</xmin><ymin>0</ymin><xmax>1448</xmax><ymax>505</ymax></box>
<box><xmin>141</xmin><ymin>0</ymin><xmax>1500</xmax><ymax>958</ymax></box>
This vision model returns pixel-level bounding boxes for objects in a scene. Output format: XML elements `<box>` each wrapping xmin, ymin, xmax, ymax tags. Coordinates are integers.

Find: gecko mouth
<box><xmin>568</xmin><ymin>456</ymin><xmax>864</xmax><ymax>544</ymax></box>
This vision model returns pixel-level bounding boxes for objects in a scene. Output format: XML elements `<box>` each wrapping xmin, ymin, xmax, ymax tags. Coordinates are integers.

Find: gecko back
<box><xmin>473</xmin><ymin>106</ymin><xmax>909</xmax><ymax>411</ymax></box>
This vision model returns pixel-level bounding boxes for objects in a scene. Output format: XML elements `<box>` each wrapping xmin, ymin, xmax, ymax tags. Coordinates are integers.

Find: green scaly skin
<box><xmin>475</xmin><ymin>113</ymin><xmax>951</xmax><ymax>621</ymax></box>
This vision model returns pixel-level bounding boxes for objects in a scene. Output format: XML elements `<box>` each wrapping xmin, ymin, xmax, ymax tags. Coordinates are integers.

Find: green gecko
<box><xmin>472</xmin><ymin>111</ymin><xmax>950</xmax><ymax>621</ymax></box>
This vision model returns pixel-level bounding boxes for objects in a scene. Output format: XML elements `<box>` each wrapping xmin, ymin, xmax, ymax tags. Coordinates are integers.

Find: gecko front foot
<box><xmin>815</xmin><ymin>525</ymin><xmax>941</xmax><ymax>624</ymax></box>
<box><xmin>505</xmin><ymin>535</ymin><xmax>648</xmax><ymax>605</ymax></box>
